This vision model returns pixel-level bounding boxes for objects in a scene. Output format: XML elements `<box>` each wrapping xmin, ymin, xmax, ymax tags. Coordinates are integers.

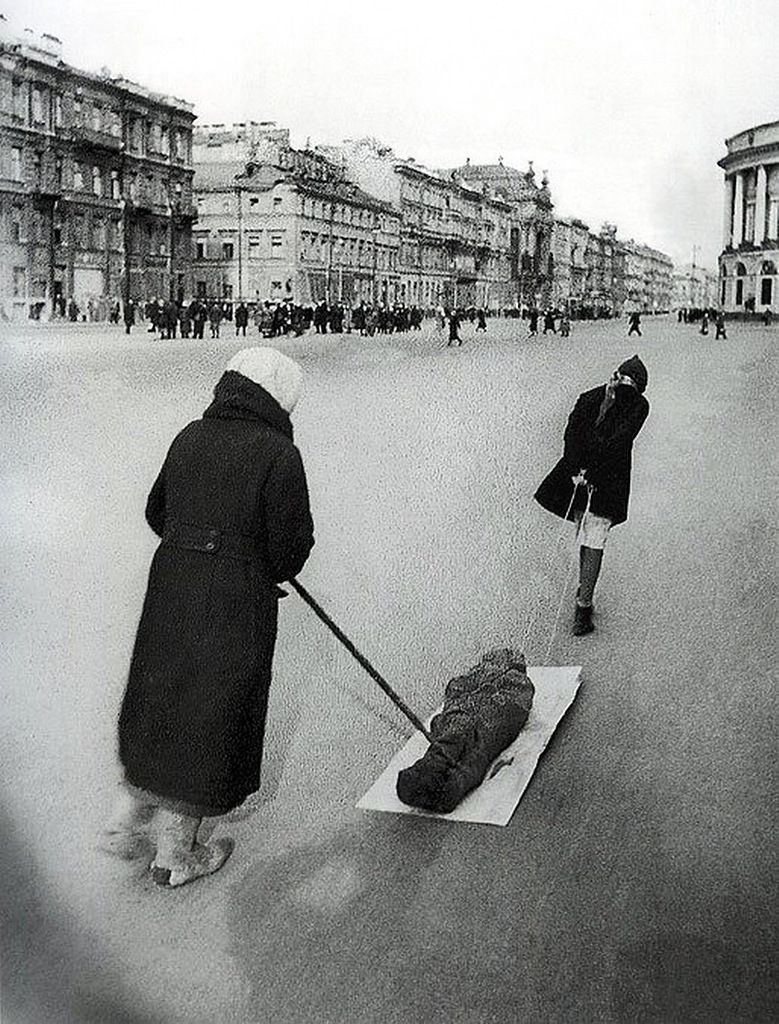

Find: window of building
<box><xmin>92</xmin><ymin>105</ymin><xmax>102</xmax><ymax>132</ymax></box>
<box><xmin>93</xmin><ymin>218</ymin><xmax>106</xmax><ymax>250</ymax></box>
<box><xmin>248</xmin><ymin>234</ymin><xmax>261</xmax><ymax>257</ymax></box>
<box><xmin>196</xmin><ymin>241</ymin><xmax>205</xmax><ymax>259</ymax></box>
<box><xmin>55</xmin><ymin>155</ymin><xmax>63</xmax><ymax>187</ymax></box>
<box><xmin>32</xmin><ymin>87</ymin><xmax>45</xmax><ymax>125</ymax></box>
<box><xmin>11</xmin><ymin>147</ymin><xmax>22</xmax><ymax>181</ymax></box>
<box><xmin>761</xmin><ymin>278</ymin><xmax>773</xmax><ymax>305</ymax></box>
<box><xmin>223</xmin><ymin>283</ymin><xmax>233</xmax><ymax>299</ymax></box>
<box><xmin>273</xmin><ymin>196</ymin><xmax>282</xmax><ymax>207</ymax></box>
<box><xmin>12</xmin><ymin>80</ymin><xmax>24</xmax><ymax>121</ymax></box>
<box><xmin>196</xmin><ymin>280</ymin><xmax>207</xmax><ymax>298</ymax></box>
<box><xmin>73</xmin><ymin>163</ymin><xmax>84</xmax><ymax>190</ymax></box>
<box><xmin>735</xmin><ymin>279</ymin><xmax>744</xmax><ymax>305</ymax></box>
<box><xmin>13</xmin><ymin>266</ymin><xmax>27</xmax><ymax>297</ymax></box>
<box><xmin>92</xmin><ymin>166</ymin><xmax>102</xmax><ymax>197</ymax></box>
<box><xmin>222</xmin><ymin>242</ymin><xmax>234</xmax><ymax>259</ymax></box>
<box><xmin>11</xmin><ymin>207</ymin><xmax>23</xmax><ymax>242</ymax></box>
<box><xmin>110</xmin><ymin>170</ymin><xmax>120</xmax><ymax>200</ymax></box>
<box><xmin>54</xmin><ymin>93</ymin><xmax>63</xmax><ymax>128</ymax></box>
<box><xmin>74</xmin><ymin>213</ymin><xmax>85</xmax><ymax>245</ymax></box>
<box><xmin>160</xmin><ymin>127</ymin><xmax>169</xmax><ymax>156</ymax></box>
<box><xmin>73</xmin><ymin>95</ymin><xmax>82</xmax><ymax>122</ymax></box>
<box><xmin>270</xmin><ymin>232</ymin><xmax>283</xmax><ymax>250</ymax></box>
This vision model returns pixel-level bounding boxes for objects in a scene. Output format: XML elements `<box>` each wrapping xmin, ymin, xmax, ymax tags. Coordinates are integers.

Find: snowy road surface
<box><xmin>1</xmin><ymin>316</ymin><xmax>776</xmax><ymax>1023</ymax></box>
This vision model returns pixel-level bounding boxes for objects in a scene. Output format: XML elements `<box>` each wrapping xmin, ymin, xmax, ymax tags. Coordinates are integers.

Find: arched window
<box><xmin>736</xmin><ymin>262</ymin><xmax>747</xmax><ymax>276</ymax></box>
<box><xmin>761</xmin><ymin>260</ymin><xmax>777</xmax><ymax>275</ymax></box>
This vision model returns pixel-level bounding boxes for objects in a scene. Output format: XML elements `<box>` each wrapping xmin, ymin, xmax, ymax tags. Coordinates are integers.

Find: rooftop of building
<box><xmin>0</xmin><ymin>16</ymin><xmax>194</xmax><ymax>114</ymax></box>
<box><xmin>724</xmin><ymin>119</ymin><xmax>779</xmax><ymax>152</ymax></box>
<box><xmin>193</xmin><ymin>153</ymin><xmax>399</xmax><ymax>214</ymax></box>
<box><xmin>449</xmin><ymin>160</ymin><xmax>549</xmax><ymax>203</ymax></box>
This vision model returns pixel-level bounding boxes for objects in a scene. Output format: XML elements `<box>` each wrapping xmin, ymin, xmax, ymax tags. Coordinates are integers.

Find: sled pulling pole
<box><xmin>290</xmin><ymin>578</ymin><xmax>435</xmax><ymax>745</ymax></box>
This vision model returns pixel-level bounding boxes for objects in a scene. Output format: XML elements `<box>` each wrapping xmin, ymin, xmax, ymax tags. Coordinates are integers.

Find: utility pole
<box><xmin>236</xmin><ymin>184</ymin><xmax>243</xmax><ymax>302</ymax></box>
<box><xmin>691</xmin><ymin>243</ymin><xmax>699</xmax><ymax>307</ymax></box>
<box><xmin>326</xmin><ymin>199</ymin><xmax>335</xmax><ymax>304</ymax></box>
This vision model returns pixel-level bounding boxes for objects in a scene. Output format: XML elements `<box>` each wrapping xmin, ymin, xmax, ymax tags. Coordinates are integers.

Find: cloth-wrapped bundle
<box><xmin>396</xmin><ymin>648</ymin><xmax>534</xmax><ymax>813</ymax></box>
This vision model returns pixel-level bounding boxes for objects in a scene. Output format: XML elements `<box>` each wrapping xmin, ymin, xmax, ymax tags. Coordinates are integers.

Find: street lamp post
<box><xmin>236</xmin><ymin>185</ymin><xmax>244</xmax><ymax>302</ymax></box>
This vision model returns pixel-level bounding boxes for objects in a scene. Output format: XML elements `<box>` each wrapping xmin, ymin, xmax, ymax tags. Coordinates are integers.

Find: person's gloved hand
<box><xmin>571</xmin><ymin>469</ymin><xmax>588</xmax><ymax>487</ymax></box>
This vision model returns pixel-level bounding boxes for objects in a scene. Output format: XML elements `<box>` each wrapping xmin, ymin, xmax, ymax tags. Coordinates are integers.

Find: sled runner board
<box><xmin>357</xmin><ymin>666</ymin><xmax>582</xmax><ymax>827</ymax></box>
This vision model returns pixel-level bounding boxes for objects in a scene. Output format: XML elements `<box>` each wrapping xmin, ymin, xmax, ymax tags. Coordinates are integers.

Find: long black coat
<box><xmin>118</xmin><ymin>371</ymin><xmax>314</xmax><ymax>814</ymax></box>
<box><xmin>535</xmin><ymin>383</ymin><xmax>649</xmax><ymax>526</ymax></box>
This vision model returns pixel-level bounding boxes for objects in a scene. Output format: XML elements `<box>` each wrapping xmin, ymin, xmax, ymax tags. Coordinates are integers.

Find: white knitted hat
<box><xmin>225</xmin><ymin>347</ymin><xmax>303</xmax><ymax>413</ymax></box>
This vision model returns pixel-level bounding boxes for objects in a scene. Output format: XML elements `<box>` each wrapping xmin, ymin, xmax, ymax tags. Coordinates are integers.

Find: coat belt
<box><xmin>161</xmin><ymin>523</ymin><xmax>260</xmax><ymax>563</ymax></box>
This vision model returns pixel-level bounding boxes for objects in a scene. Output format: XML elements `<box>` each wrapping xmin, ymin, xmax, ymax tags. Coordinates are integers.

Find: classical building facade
<box><xmin>0</xmin><ymin>20</ymin><xmax>195</xmax><ymax>320</ymax></box>
<box><xmin>619</xmin><ymin>238</ymin><xmax>673</xmax><ymax>312</ymax></box>
<box><xmin>452</xmin><ymin>159</ymin><xmax>554</xmax><ymax>308</ymax></box>
<box><xmin>319</xmin><ymin>140</ymin><xmax>528</xmax><ymax>309</ymax></box>
<box><xmin>551</xmin><ymin>216</ymin><xmax>590</xmax><ymax>310</ymax></box>
<box><xmin>672</xmin><ymin>263</ymin><xmax>718</xmax><ymax>310</ymax></box>
<box><xmin>192</xmin><ymin>123</ymin><xmax>400</xmax><ymax>305</ymax></box>
<box><xmin>718</xmin><ymin>119</ymin><xmax>779</xmax><ymax>313</ymax></box>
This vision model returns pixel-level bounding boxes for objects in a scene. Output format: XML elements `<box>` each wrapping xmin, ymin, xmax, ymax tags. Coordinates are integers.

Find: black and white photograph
<box><xmin>1</xmin><ymin>0</ymin><xmax>776</xmax><ymax>1021</ymax></box>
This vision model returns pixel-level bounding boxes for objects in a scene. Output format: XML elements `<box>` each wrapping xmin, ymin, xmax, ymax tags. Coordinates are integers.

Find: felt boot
<box><xmin>150</xmin><ymin>810</ymin><xmax>234</xmax><ymax>888</ymax></box>
<box><xmin>98</xmin><ymin>787</ymin><xmax>158</xmax><ymax>860</ymax></box>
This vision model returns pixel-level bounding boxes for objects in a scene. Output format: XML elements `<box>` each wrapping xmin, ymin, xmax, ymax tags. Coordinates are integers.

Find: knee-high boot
<box><xmin>574</xmin><ymin>545</ymin><xmax>603</xmax><ymax>635</ymax></box>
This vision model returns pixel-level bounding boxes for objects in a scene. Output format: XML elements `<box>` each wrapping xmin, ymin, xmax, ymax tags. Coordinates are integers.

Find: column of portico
<box><xmin>722</xmin><ymin>176</ymin><xmax>735</xmax><ymax>248</ymax></box>
<box><xmin>755</xmin><ymin>165</ymin><xmax>767</xmax><ymax>244</ymax></box>
<box><xmin>732</xmin><ymin>172</ymin><xmax>745</xmax><ymax>247</ymax></box>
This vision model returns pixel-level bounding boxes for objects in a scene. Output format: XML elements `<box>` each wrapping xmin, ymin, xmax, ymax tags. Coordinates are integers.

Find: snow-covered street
<box><xmin>1</xmin><ymin>316</ymin><xmax>776</xmax><ymax>1024</ymax></box>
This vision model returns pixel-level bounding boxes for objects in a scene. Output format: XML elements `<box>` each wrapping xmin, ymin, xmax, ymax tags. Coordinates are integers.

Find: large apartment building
<box><xmin>0</xmin><ymin>19</ymin><xmax>195</xmax><ymax>320</ymax></box>
<box><xmin>192</xmin><ymin>123</ymin><xmax>400</xmax><ymax>306</ymax></box>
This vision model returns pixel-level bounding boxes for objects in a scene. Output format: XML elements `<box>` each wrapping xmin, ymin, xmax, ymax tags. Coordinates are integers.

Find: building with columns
<box><xmin>718</xmin><ymin>120</ymin><xmax>779</xmax><ymax>313</ymax></box>
<box><xmin>0</xmin><ymin>17</ymin><xmax>195</xmax><ymax>320</ymax></box>
<box><xmin>192</xmin><ymin>124</ymin><xmax>400</xmax><ymax>306</ymax></box>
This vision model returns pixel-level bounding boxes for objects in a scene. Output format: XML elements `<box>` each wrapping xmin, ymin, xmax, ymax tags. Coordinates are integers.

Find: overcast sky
<box><xmin>7</xmin><ymin>0</ymin><xmax>778</xmax><ymax>268</ymax></box>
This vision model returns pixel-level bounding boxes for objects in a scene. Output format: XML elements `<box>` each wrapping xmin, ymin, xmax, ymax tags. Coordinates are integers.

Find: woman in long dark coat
<box><xmin>534</xmin><ymin>355</ymin><xmax>649</xmax><ymax>635</ymax></box>
<box><xmin>101</xmin><ymin>347</ymin><xmax>314</xmax><ymax>887</ymax></box>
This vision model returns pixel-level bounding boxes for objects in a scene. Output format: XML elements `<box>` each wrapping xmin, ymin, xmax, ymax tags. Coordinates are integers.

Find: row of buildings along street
<box><xmin>1</xmin><ymin>22</ymin><xmax>775</xmax><ymax>322</ymax></box>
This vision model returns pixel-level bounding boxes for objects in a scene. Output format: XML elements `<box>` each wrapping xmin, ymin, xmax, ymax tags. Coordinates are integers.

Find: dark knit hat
<box><xmin>618</xmin><ymin>354</ymin><xmax>648</xmax><ymax>393</ymax></box>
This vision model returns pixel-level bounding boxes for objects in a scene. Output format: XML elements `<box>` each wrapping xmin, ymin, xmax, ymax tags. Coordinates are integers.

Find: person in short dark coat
<box><xmin>235</xmin><ymin>302</ymin><xmax>249</xmax><ymax>336</ymax></box>
<box><xmin>101</xmin><ymin>347</ymin><xmax>315</xmax><ymax>887</ymax></box>
<box><xmin>534</xmin><ymin>355</ymin><xmax>649</xmax><ymax>635</ymax></box>
<box><xmin>628</xmin><ymin>311</ymin><xmax>642</xmax><ymax>336</ymax></box>
<box><xmin>123</xmin><ymin>299</ymin><xmax>135</xmax><ymax>335</ymax></box>
<box><xmin>447</xmin><ymin>309</ymin><xmax>462</xmax><ymax>346</ymax></box>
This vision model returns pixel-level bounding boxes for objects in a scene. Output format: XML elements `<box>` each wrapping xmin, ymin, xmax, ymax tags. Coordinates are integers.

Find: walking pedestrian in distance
<box><xmin>476</xmin><ymin>308</ymin><xmax>487</xmax><ymax>332</ymax></box>
<box><xmin>447</xmin><ymin>308</ymin><xmax>462</xmax><ymax>347</ymax></box>
<box><xmin>543</xmin><ymin>309</ymin><xmax>557</xmax><ymax>335</ymax></box>
<box><xmin>534</xmin><ymin>355</ymin><xmax>649</xmax><ymax>636</ymax></box>
<box><xmin>527</xmin><ymin>308</ymin><xmax>539</xmax><ymax>338</ymax></box>
<box><xmin>700</xmin><ymin>311</ymin><xmax>709</xmax><ymax>336</ymax></box>
<box><xmin>208</xmin><ymin>301</ymin><xmax>222</xmax><ymax>338</ymax></box>
<box><xmin>235</xmin><ymin>302</ymin><xmax>249</xmax><ymax>337</ymax></box>
<box><xmin>123</xmin><ymin>298</ymin><xmax>135</xmax><ymax>335</ymax></box>
<box><xmin>628</xmin><ymin>311</ymin><xmax>642</xmax><ymax>336</ymax></box>
<box><xmin>715</xmin><ymin>311</ymin><xmax>727</xmax><ymax>340</ymax></box>
<box><xmin>100</xmin><ymin>347</ymin><xmax>315</xmax><ymax>887</ymax></box>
